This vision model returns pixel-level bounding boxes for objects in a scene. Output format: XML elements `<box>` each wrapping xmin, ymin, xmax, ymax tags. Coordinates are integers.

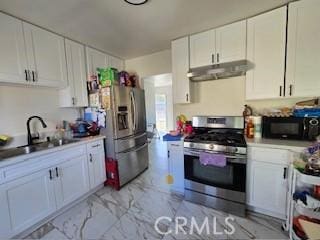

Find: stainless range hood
<box><xmin>187</xmin><ymin>60</ymin><xmax>251</xmax><ymax>82</ymax></box>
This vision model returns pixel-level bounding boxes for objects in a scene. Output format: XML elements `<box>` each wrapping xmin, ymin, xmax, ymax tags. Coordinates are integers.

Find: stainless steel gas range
<box><xmin>184</xmin><ymin>116</ymin><xmax>247</xmax><ymax>217</ymax></box>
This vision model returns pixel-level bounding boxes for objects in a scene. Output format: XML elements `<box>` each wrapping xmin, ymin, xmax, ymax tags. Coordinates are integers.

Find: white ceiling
<box><xmin>0</xmin><ymin>0</ymin><xmax>291</xmax><ymax>59</ymax></box>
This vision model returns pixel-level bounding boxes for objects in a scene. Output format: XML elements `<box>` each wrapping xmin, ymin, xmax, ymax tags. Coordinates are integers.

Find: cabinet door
<box><xmin>23</xmin><ymin>23</ymin><xmax>67</xmax><ymax>88</ymax></box>
<box><xmin>86</xmin><ymin>47</ymin><xmax>108</xmax><ymax>79</ymax></box>
<box><xmin>54</xmin><ymin>155</ymin><xmax>90</xmax><ymax>208</ymax></box>
<box><xmin>246</xmin><ymin>7</ymin><xmax>287</xmax><ymax>100</ymax></box>
<box><xmin>248</xmin><ymin>161</ymin><xmax>288</xmax><ymax>218</ymax></box>
<box><xmin>172</xmin><ymin>37</ymin><xmax>192</xmax><ymax>104</ymax></box>
<box><xmin>286</xmin><ymin>0</ymin><xmax>320</xmax><ymax>97</ymax></box>
<box><xmin>87</xmin><ymin>141</ymin><xmax>106</xmax><ymax>189</ymax></box>
<box><xmin>190</xmin><ymin>29</ymin><xmax>215</xmax><ymax>68</ymax></box>
<box><xmin>216</xmin><ymin>20</ymin><xmax>246</xmax><ymax>63</ymax></box>
<box><xmin>168</xmin><ymin>141</ymin><xmax>184</xmax><ymax>193</ymax></box>
<box><xmin>60</xmin><ymin>40</ymin><xmax>88</xmax><ymax>107</ymax></box>
<box><xmin>0</xmin><ymin>169</ymin><xmax>56</xmax><ymax>238</ymax></box>
<box><xmin>0</xmin><ymin>13</ymin><xmax>28</xmax><ymax>85</ymax></box>
<box><xmin>109</xmin><ymin>55</ymin><xmax>124</xmax><ymax>71</ymax></box>
<box><xmin>0</xmin><ymin>186</ymin><xmax>12</xmax><ymax>239</ymax></box>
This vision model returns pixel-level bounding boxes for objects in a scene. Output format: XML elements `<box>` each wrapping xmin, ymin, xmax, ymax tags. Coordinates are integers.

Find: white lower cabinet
<box><xmin>167</xmin><ymin>141</ymin><xmax>184</xmax><ymax>194</ymax></box>
<box><xmin>87</xmin><ymin>140</ymin><xmax>106</xmax><ymax>189</ymax></box>
<box><xmin>0</xmin><ymin>140</ymin><xmax>105</xmax><ymax>239</ymax></box>
<box><xmin>247</xmin><ymin>146</ymin><xmax>289</xmax><ymax>219</ymax></box>
<box><xmin>54</xmin><ymin>155</ymin><xmax>90</xmax><ymax>208</ymax></box>
<box><xmin>0</xmin><ymin>168</ymin><xmax>56</xmax><ymax>237</ymax></box>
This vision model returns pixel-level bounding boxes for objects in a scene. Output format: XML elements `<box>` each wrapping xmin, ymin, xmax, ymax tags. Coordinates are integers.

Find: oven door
<box><xmin>184</xmin><ymin>149</ymin><xmax>246</xmax><ymax>193</ymax></box>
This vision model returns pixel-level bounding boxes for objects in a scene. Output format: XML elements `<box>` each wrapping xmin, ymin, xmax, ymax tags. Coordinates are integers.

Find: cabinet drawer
<box><xmin>87</xmin><ymin>140</ymin><xmax>104</xmax><ymax>152</ymax></box>
<box><xmin>167</xmin><ymin>141</ymin><xmax>183</xmax><ymax>150</ymax></box>
<box><xmin>249</xmin><ymin>147</ymin><xmax>289</xmax><ymax>165</ymax></box>
<box><xmin>0</xmin><ymin>145</ymin><xmax>86</xmax><ymax>184</ymax></box>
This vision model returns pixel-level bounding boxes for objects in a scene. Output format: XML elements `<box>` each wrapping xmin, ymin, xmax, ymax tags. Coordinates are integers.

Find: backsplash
<box><xmin>0</xmin><ymin>85</ymin><xmax>80</xmax><ymax>148</ymax></box>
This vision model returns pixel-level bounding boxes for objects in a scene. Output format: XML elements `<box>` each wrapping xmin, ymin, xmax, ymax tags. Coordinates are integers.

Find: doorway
<box><xmin>143</xmin><ymin>73</ymin><xmax>173</xmax><ymax>138</ymax></box>
<box><xmin>155</xmin><ymin>94</ymin><xmax>167</xmax><ymax>134</ymax></box>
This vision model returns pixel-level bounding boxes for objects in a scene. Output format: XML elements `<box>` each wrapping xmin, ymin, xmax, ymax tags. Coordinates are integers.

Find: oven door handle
<box><xmin>184</xmin><ymin>149</ymin><xmax>247</xmax><ymax>164</ymax></box>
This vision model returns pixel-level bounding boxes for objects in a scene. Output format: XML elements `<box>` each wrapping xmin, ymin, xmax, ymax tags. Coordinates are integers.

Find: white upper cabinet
<box><xmin>172</xmin><ymin>37</ymin><xmax>192</xmax><ymax>104</ymax></box>
<box><xmin>0</xmin><ymin>13</ymin><xmax>28</xmax><ymax>85</ymax></box>
<box><xmin>190</xmin><ymin>29</ymin><xmax>215</xmax><ymax>68</ymax></box>
<box><xmin>286</xmin><ymin>0</ymin><xmax>320</xmax><ymax>98</ymax></box>
<box><xmin>215</xmin><ymin>20</ymin><xmax>246</xmax><ymax>63</ymax></box>
<box><xmin>86</xmin><ymin>46</ymin><xmax>108</xmax><ymax>80</ymax></box>
<box><xmin>190</xmin><ymin>21</ymin><xmax>246</xmax><ymax>68</ymax></box>
<box><xmin>246</xmin><ymin>7</ymin><xmax>287</xmax><ymax>100</ymax></box>
<box><xmin>109</xmin><ymin>55</ymin><xmax>124</xmax><ymax>71</ymax></box>
<box><xmin>23</xmin><ymin>23</ymin><xmax>67</xmax><ymax>88</ymax></box>
<box><xmin>60</xmin><ymin>40</ymin><xmax>88</xmax><ymax>107</ymax></box>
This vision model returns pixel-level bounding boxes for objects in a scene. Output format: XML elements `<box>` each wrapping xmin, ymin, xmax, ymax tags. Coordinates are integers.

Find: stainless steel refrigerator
<box><xmin>101</xmin><ymin>85</ymin><xmax>149</xmax><ymax>187</ymax></box>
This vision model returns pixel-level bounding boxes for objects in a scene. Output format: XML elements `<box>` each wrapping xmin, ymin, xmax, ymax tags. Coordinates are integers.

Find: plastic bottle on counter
<box><xmin>246</xmin><ymin>118</ymin><xmax>255</xmax><ymax>139</ymax></box>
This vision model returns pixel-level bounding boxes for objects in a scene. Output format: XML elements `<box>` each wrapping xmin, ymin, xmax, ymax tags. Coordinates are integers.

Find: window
<box><xmin>155</xmin><ymin>94</ymin><xmax>167</xmax><ymax>132</ymax></box>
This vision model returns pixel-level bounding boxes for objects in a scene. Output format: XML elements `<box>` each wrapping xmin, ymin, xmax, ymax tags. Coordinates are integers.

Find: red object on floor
<box><xmin>105</xmin><ymin>158</ymin><xmax>120</xmax><ymax>191</ymax></box>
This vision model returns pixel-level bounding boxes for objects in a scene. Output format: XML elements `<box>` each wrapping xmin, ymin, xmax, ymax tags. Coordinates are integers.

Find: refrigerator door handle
<box><xmin>119</xmin><ymin>142</ymin><xmax>148</xmax><ymax>154</ymax></box>
<box><xmin>130</xmin><ymin>90</ymin><xmax>137</xmax><ymax>132</ymax></box>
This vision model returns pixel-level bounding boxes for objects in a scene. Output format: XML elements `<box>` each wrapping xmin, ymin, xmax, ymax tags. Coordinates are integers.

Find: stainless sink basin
<box><xmin>38</xmin><ymin>139</ymin><xmax>79</xmax><ymax>148</ymax></box>
<box><xmin>0</xmin><ymin>139</ymin><xmax>80</xmax><ymax>161</ymax></box>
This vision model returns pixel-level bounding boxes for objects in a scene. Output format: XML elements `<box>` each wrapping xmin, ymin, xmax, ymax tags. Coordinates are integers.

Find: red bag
<box><xmin>105</xmin><ymin>158</ymin><xmax>120</xmax><ymax>191</ymax></box>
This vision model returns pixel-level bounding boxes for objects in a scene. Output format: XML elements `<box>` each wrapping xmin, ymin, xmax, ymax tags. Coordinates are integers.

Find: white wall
<box><xmin>0</xmin><ymin>85</ymin><xmax>79</xmax><ymax>147</ymax></box>
<box><xmin>125</xmin><ymin>50</ymin><xmax>172</xmax><ymax>82</ymax></box>
<box><xmin>143</xmin><ymin>80</ymin><xmax>156</xmax><ymax>125</ymax></box>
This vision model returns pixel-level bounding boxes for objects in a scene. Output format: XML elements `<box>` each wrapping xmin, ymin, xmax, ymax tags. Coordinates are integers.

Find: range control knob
<box><xmin>209</xmin><ymin>144</ymin><xmax>214</xmax><ymax>150</ymax></box>
<box><xmin>189</xmin><ymin>143</ymin><xmax>194</xmax><ymax>148</ymax></box>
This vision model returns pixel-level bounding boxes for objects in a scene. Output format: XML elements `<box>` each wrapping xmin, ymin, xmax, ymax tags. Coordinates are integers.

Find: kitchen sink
<box><xmin>0</xmin><ymin>139</ymin><xmax>80</xmax><ymax>161</ymax></box>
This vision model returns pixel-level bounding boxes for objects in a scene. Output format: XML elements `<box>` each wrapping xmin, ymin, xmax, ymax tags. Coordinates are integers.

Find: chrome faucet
<box><xmin>27</xmin><ymin>116</ymin><xmax>47</xmax><ymax>145</ymax></box>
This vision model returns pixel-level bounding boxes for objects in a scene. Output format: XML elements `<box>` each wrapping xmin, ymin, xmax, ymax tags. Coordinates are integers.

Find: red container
<box><xmin>105</xmin><ymin>158</ymin><xmax>120</xmax><ymax>191</ymax></box>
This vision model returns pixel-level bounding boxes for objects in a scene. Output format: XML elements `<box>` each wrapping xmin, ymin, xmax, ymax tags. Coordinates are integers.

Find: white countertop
<box><xmin>0</xmin><ymin>135</ymin><xmax>105</xmax><ymax>168</ymax></box>
<box><xmin>245</xmin><ymin>137</ymin><xmax>311</xmax><ymax>151</ymax></box>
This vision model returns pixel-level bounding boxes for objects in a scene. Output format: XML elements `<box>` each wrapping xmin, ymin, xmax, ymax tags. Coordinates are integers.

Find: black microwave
<box><xmin>262</xmin><ymin>116</ymin><xmax>320</xmax><ymax>141</ymax></box>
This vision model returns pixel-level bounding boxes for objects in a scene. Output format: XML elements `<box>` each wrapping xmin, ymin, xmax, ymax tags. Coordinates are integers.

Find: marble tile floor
<box><xmin>26</xmin><ymin>139</ymin><xmax>289</xmax><ymax>240</ymax></box>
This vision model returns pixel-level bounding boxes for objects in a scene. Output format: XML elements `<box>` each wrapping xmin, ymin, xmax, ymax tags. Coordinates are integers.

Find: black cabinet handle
<box><xmin>89</xmin><ymin>154</ymin><xmax>93</xmax><ymax>162</ymax></box>
<box><xmin>49</xmin><ymin>169</ymin><xmax>53</xmax><ymax>180</ymax></box>
<box><xmin>167</xmin><ymin>150</ymin><xmax>170</xmax><ymax>158</ymax></box>
<box><xmin>55</xmin><ymin>167</ymin><xmax>59</xmax><ymax>177</ymax></box>
<box><xmin>186</xmin><ymin>93</ymin><xmax>189</xmax><ymax>102</ymax></box>
<box><xmin>212</xmin><ymin>54</ymin><xmax>215</xmax><ymax>63</ymax></box>
<box><xmin>92</xmin><ymin>144</ymin><xmax>101</xmax><ymax>148</ymax></box>
<box><xmin>217</xmin><ymin>53</ymin><xmax>220</xmax><ymax>63</ymax></box>
<box><xmin>32</xmin><ymin>71</ymin><xmax>35</xmax><ymax>82</ymax></box>
<box><xmin>283</xmin><ymin>167</ymin><xmax>287</xmax><ymax>179</ymax></box>
<box><xmin>289</xmin><ymin>84</ymin><xmax>293</xmax><ymax>96</ymax></box>
<box><xmin>279</xmin><ymin>86</ymin><xmax>282</xmax><ymax>97</ymax></box>
<box><xmin>25</xmin><ymin>70</ymin><xmax>28</xmax><ymax>81</ymax></box>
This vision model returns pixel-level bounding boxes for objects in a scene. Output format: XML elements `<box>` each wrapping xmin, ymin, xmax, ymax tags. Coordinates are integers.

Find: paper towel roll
<box><xmin>252</xmin><ymin>116</ymin><xmax>262</xmax><ymax>138</ymax></box>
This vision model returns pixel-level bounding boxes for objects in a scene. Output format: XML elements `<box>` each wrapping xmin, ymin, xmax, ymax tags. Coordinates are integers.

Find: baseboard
<box><xmin>246</xmin><ymin>205</ymin><xmax>286</xmax><ymax>220</ymax></box>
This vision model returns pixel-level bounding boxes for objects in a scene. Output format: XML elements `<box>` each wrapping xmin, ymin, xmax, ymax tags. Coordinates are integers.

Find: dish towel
<box><xmin>199</xmin><ymin>152</ymin><xmax>226</xmax><ymax>167</ymax></box>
